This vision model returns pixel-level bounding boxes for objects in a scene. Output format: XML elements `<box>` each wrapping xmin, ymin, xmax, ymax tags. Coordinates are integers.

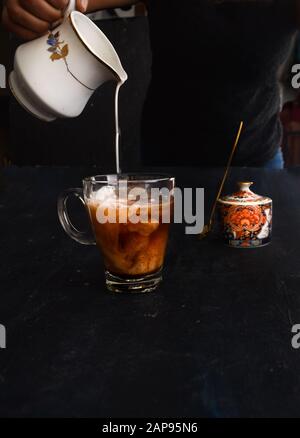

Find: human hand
<box><xmin>2</xmin><ymin>0</ymin><xmax>88</xmax><ymax>40</ymax></box>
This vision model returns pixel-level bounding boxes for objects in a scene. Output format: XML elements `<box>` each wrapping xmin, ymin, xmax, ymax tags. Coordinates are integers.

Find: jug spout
<box><xmin>116</xmin><ymin>68</ymin><xmax>128</xmax><ymax>84</ymax></box>
<box><xmin>70</xmin><ymin>12</ymin><xmax>128</xmax><ymax>84</ymax></box>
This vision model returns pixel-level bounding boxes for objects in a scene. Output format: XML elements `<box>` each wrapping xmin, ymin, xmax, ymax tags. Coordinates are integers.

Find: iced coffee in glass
<box><xmin>58</xmin><ymin>175</ymin><xmax>174</xmax><ymax>293</ymax></box>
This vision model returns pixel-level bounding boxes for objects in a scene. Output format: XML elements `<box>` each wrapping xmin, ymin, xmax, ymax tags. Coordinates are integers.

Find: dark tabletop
<box><xmin>0</xmin><ymin>165</ymin><xmax>300</xmax><ymax>418</ymax></box>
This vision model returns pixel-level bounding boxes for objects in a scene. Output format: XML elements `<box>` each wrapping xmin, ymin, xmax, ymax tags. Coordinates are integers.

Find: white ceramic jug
<box><xmin>9</xmin><ymin>0</ymin><xmax>127</xmax><ymax>121</ymax></box>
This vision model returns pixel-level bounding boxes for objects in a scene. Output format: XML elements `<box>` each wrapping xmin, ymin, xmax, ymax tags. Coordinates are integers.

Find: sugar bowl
<box><xmin>218</xmin><ymin>182</ymin><xmax>272</xmax><ymax>248</ymax></box>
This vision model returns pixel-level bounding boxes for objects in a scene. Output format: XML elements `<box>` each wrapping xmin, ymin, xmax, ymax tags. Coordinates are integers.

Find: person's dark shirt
<box><xmin>141</xmin><ymin>0</ymin><xmax>298</xmax><ymax>166</ymax></box>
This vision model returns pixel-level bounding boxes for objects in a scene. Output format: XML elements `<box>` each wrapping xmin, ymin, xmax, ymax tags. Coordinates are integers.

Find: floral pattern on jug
<box><xmin>45</xmin><ymin>29</ymin><xmax>94</xmax><ymax>91</ymax></box>
<box><xmin>46</xmin><ymin>31</ymin><xmax>69</xmax><ymax>62</ymax></box>
<box><xmin>218</xmin><ymin>182</ymin><xmax>272</xmax><ymax>248</ymax></box>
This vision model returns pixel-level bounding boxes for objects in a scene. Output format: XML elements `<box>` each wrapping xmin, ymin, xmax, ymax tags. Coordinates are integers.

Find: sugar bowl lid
<box><xmin>218</xmin><ymin>182</ymin><xmax>272</xmax><ymax>205</ymax></box>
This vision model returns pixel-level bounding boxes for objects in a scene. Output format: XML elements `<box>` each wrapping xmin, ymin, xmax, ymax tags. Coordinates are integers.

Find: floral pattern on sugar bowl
<box><xmin>218</xmin><ymin>182</ymin><xmax>272</xmax><ymax>248</ymax></box>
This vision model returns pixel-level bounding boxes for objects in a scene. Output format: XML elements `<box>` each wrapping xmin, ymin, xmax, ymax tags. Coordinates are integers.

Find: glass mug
<box><xmin>57</xmin><ymin>174</ymin><xmax>175</xmax><ymax>293</ymax></box>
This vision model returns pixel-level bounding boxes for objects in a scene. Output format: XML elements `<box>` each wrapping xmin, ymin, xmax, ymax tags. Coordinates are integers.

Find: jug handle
<box><xmin>64</xmin><ymin>0</ymin><xmax>76</xmax><ymax>19</ymax></box>
<box><xmin>52</xmin><ymin>0</ymin><xmax>76</xmax><ymax>28</ymax></box>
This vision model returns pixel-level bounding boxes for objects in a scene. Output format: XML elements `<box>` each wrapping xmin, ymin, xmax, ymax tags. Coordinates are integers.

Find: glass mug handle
<box><xmin>57</xmin><ymin>188</ymin><xmax>96</xmax><ymax>245</ymax></box>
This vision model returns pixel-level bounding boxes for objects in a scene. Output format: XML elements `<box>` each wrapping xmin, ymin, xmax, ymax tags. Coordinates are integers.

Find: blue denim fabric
<box><xmin>264</xmin><ymin>149</ymin><xmax>284</xmax><ymax>169</ymax></box>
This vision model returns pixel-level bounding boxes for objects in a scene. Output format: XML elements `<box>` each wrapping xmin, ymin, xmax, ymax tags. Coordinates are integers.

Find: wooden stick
<box><xmin>198</xmin><ymin>121</ymin><xmax>244</xmax><ymax>238</ymax></box>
